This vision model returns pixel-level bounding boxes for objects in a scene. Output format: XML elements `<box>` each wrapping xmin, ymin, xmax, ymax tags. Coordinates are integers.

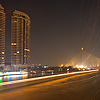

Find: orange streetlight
<box><xmin>61</xmin><ymin>64</ymin><xmax>64</xmax><ymax>67</ymax></box>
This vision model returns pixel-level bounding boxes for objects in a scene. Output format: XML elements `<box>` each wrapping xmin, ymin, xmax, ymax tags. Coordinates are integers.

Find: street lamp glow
<box><xmin>81</xmin><ymin>48</ymin><xmax>84</xmax><ymax>51</ymax></box>
<box><xmin>61</xmin><ymin>64</ymin><xmax>64</xmax><ymax>67</ymax></box>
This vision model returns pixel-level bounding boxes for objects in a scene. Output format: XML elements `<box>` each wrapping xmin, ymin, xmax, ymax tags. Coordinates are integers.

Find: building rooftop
<box><xmin>13</xmin><ymin>10</ymin><xmax>30</xmax><ymax>19</ymax></box>
<box><xmin>0</xmin><ymin>4</ymin><xmax>4</xmax><ymax>9</ymax></box>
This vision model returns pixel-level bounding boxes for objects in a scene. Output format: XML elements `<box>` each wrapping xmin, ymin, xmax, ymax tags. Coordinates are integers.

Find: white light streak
<box><xmin>0</xmin><ymin>70</ymin><xmax>98</xmax><ymax>86</ymax></box>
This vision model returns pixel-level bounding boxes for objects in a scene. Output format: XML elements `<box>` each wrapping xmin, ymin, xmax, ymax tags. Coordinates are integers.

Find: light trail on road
<box><xmin>0</xmin><ymin>69</ymin><xmax>99</xmax><ymax>100</ymax></box>
<box><xmin>0</xmin><ymin>70</ymin><xmax>98</xmax><ymax>86</ymax></box>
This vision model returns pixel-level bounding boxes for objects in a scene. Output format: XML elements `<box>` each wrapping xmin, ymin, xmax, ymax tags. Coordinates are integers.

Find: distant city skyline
<box><xmin>0</xmin><ymin>0</ymin><xmax>100</xmax><ymax>66</ymax></box>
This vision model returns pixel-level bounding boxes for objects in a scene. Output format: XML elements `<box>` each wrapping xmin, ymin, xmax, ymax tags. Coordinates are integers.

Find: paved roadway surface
<box><xmin>0</xmin><ymin>71</ymin><xmax>100</xmax><ymax>100</ymax></box>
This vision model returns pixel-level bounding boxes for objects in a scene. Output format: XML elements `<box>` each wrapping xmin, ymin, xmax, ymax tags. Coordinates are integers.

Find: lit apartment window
<box><xmin>24</xmin><ymin>55</ymin><xmax>27</xmax><ymax>57</ymax></box>
<box><xmin>2</xmin><ymin>52</ymin><xmax>4</xmax><ymax>54</ymax></box>
<box><xmin>11</xmin><ymin>43</ymin><xmax>14</xmax><ymax>45</ymax></box>
<box><xmin>2</xmin><ymin>57</ymin><xmax>4</xmax><ymax>59</ymax></box>
<box><xmin>14</xmin><ymin>53</ymin><xmax>16</xmax><ymax>55</ymax></box>
<box><xmin>14</xmin><ymin>43</ymin><xmax>16</xmax><ymax>45</ymax></box>
<box><xmin>14</xmin><ymin>21</ymin><xmax>17</xmax><ymax>22</ymax></box>
<box><xmin>11</xmin><ymin>43</ymin><xmax>16</xmax><ymax>45</ymax></box>
<box><xmin>17</xmin><ymin>51</ymin><xmax>19</xmax><ymax>53</ymax></box>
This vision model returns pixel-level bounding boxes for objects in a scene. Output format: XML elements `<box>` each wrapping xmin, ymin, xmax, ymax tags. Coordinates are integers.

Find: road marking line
<box><xmin>91</xmin><ymin>90</ymin><xmax>100</xmax><ymax>100</ymax></box>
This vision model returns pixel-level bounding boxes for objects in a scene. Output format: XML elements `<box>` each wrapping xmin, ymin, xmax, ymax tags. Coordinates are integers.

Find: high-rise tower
<box><xmin>11</xmin><ymin>10</ymin><xmax>30</xmax><ymax>67</ymax></box>
<box><xmin>0</xmin><ymin>4</ymin><xmax>5</xmax><ymax>65</ymax></box>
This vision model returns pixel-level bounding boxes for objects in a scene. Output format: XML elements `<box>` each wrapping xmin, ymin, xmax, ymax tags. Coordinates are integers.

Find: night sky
<box><xmin>0</xmin><ymin>0</ymin><xmax>100</xmax><ymax>66</ymax></box>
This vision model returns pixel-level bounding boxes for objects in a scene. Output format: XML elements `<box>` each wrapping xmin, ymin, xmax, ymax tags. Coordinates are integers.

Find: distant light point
<box><xmin>81</xmin><ymin>48</ymin><xmax>84</xmax><ymax>51</ymax></box>
<box><xmin>61</xmin><ymin>64</ymin><xmax>64</xmax><ymax>67</ymax></box>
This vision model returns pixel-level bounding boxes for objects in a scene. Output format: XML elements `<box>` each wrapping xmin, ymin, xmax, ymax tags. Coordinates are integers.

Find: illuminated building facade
<box><xmin>11</xmin><ymin>10</ymin><xmax>30</xmax><ymax>66</ymax></box>
<box><xmin>0</xmin><ymin>4</ymin><xmax>5</xmax><ymax>65</ymax></box>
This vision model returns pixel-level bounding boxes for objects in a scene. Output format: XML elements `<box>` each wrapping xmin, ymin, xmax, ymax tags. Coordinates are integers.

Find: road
<box><xmin>0</xmin><ymin>71</ymin><xmax>100</xmax><ymax>100</ymax></box>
